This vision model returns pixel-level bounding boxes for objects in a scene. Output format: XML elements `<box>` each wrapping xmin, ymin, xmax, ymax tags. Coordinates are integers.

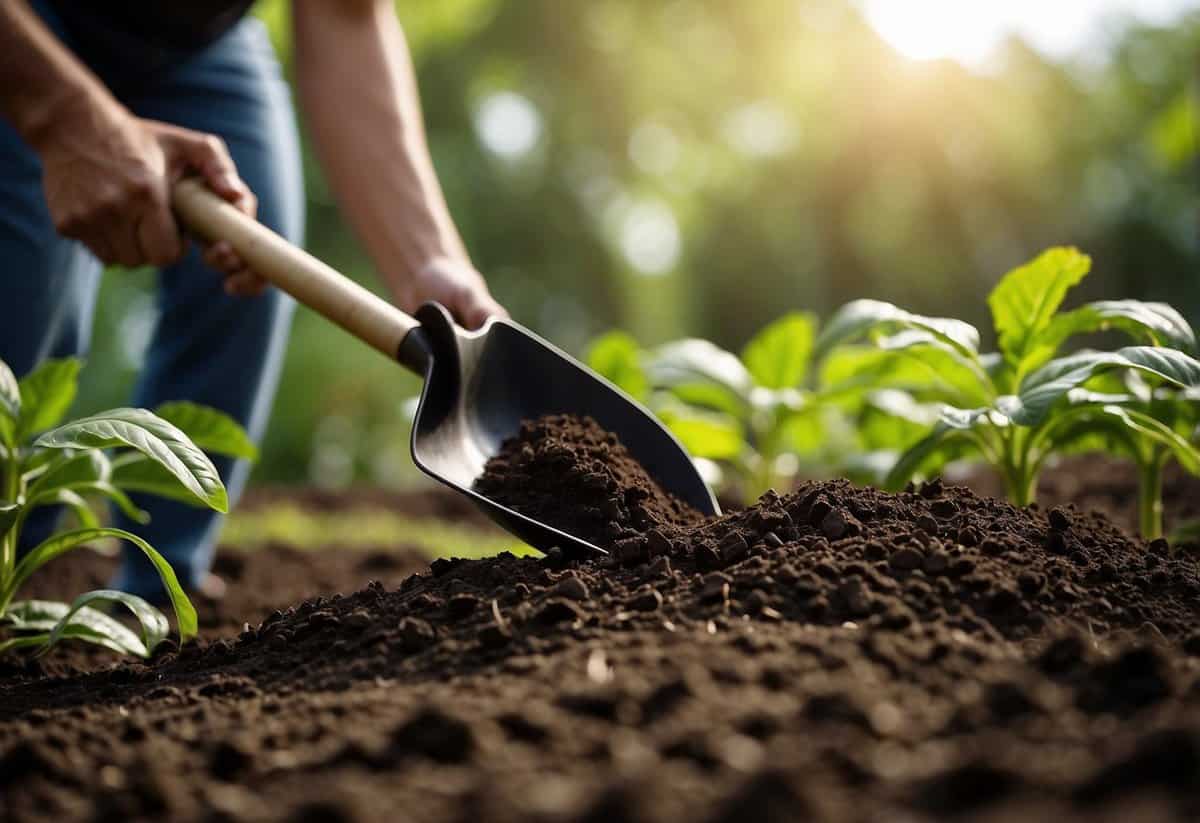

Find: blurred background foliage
<box><xmin>75</xmin><ymin>0</ymin><xmax>1198</xmax><ymax>490</ymax></box>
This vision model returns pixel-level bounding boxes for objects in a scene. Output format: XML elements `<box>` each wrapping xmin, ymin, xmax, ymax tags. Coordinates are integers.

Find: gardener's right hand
<box><xmin>35</xmin><ymin>106</ymin><xmax>256</xmax><ymax>274</ymax></box>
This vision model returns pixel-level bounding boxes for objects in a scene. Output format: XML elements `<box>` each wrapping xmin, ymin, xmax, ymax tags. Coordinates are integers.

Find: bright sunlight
<box><xmin>860</xmin><ymin>0</ymin><xmax>1196</xmax><ymax>67</ymax></box>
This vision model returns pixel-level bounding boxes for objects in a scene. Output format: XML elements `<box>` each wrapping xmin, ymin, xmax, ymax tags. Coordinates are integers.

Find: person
<box><xmin>0</xmin><ymin>1</ymin><xmax>506</xmax><ymax>600</ymax></box>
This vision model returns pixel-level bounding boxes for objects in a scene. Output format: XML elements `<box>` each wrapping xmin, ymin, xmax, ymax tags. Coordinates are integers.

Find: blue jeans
<box><xmin>0</xmin><ymin>6</ymin><xmax>303</xmax><ymax>598</ymax></box>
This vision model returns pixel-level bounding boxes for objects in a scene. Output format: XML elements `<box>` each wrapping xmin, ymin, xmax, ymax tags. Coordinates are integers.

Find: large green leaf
<box><xmin>740</xmin><ymin>312</ymin><xmax>817</xmax><ymax>389</ymax></box>
<box><xmin>813</xmin><ymin>299</ymin><xmax>981</xmax><ymax>361</ymax></box>
<box><xmin>109</xmin><ymin>456</ymin><xmax>215</xmax><ymax>507</ymax></box>
<box><xmin>1006</xmin><ymin>347</ymin><xmax>1200</xmax><ymax>426</ymax></box>
<box><xmin>817</xmin><ymin>342</ymin><xmax>988</xmax><ymax>409</ymax></box>
<box><xmin>154</xmin><ymin>402</ymin><xmax>257</xmax><ymax>461</ymax></box>
<box><xmin>658</xmin><ymin>408</ymin><xmax>745</xmax><ymax>460</ymax></box>
<box><xmin>647</xmin><ymin>339</ymin><xmax>753</xmax><ymax>397</ymax></box>
<box><xmin>986</xmin><ymin>246</ymin><xmax>1090</xmax><ymax>373</ymax></box>
<box><xmin>1043</xmin><ymin>300</ymin><xmax>1198</xmax><ymax>358</ymax></box>
<box><xmin>655</xmin><ymin>383</ymin><xmax>746</xmax><ymax>417</ymax></box>
<box><xmin>46</xmin><ymin>590</ymin><xmax>169</xmax><ymax>658</ymax></box>
<box><xmin>15</xmin><ymin>358</ymin><xmax>80</xmax><ymax>441</ymax></box>
<box><xmin>6</xmin><ymin>527</ymin><xmax>197</xmax><ymax>642</ymax></box>
<box><xmin>586</xmin><ymin>331</ymin><xmax>649</xmax><ymax>401</ymax></box>
<box><xmin>36</xmin><ymin>408</ymin><xmax>227</xmax><ymax>512</ymax></box>
<box><xmin>5</xmin><ymin>599</ymin><xmax>151</xmax><ymax>657</ymax></box>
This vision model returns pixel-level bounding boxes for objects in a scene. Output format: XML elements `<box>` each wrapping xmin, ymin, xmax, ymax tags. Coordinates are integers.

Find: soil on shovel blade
<box><xmin>5</xmin><ymin>415</ymin><xmax>1200</xmax><ymax>822</ymax></box>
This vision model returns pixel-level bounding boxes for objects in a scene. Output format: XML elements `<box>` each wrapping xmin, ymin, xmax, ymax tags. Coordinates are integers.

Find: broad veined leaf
<box><xmin>586</xmin><ymin>331</ymin><xmax>649</xmax><ymax>401</ymax></box>
<box><xmin>740</xmin><ymin>312</ymin><xmax>817</xmax><ymax>389</ymax></box>
<box><xmin>46</xmin><ymin>590</ymin><xmax>169</xmax><ymax>658</ymax></box>
<box><xmin>987</xmin><ymin>246</ymin><xmax>1090</xmax><ymax>373</ymax></box>
<box><xmin>7</xmin><ymin>527</ymin><xmax>197</xmax><ymax>642</ymax></box>
<box><xmin>36</xmin><ymin>408</ymin><xmax>227</xmax><ymax>512</ymax></box>
<box><xmin>109</xmin><ymin>455</ymin><xmax>215</xmax><ymax>507</ymax></box>
<box><xmin>657</xmin><ymin>408</ymin><xmax>745</xmax><ymax>461</ymax></box>
<box><xmin>813</xmin><ymin>299</ymin><xmax>981</xmax><ymax>361</ymax></box>
<box><xmin>1043</xmin><ymin>300</ymin><xmax>1198</xmax><ymax>359</ymax></box>
<box><xmin>1007</xmin><ymin>347</ymin><xmax>1200</xmax><ymax>426</ymax></box>
<box><xmin>817</xmin><ymin>343</ymin><xmax>987</xmax><ymax>408</ymax></box>
<box><xmin>5</xmin><ymin>599</ymin><xmax>150</xmax><ymax>657</ymax></box>
<box><xmin>154</xmin><ymin>401</ymin><xmax>258</xmax><ymax>460</ymax></box>
<box><xmin>0</xmin><ymin>357</ymin><xmax>19</xmax><ymax>440</ymax></box>
<box><xmin>647</xmin><ymin>339</ymin><xmax>753</xmax><ymax>397</ymax></box>
<box><xmin>15</xmin><ymin>358</ymin><xmax>81</xmax><ymax>440</ymax></box>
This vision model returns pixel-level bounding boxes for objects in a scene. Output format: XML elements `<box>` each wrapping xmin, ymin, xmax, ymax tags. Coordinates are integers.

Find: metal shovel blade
<box><xmin>400</xmin><ymin>304</ymin><xmax>720</xmax><ymax>557</ymax></box>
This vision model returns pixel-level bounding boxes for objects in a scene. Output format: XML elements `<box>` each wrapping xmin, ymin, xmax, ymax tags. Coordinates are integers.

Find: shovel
<box><xmin>172</xmin><ymin>179</ymin><xmax>719</xmax><ymax>558</ymax></box>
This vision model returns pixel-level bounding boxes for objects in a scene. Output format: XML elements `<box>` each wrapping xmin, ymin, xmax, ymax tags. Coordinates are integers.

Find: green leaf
<box><xmin>986</xmin><ymin>246</ymin><xmax>1091</xmax><ymax>374</ymax></box>
<box><xmin>586</xmin><ymin>331</ymin><xmax>649</xmax><ymax>401</ymax></box>
<box><xmin>658</xmin><ymin>408</ymin><xmax>745</xmax><ymax>460</ymax></box>
<box><xmin>814</xmin><ymin>299</ymin><xmax>981</xmax><ymax>362</ymax></box>
<box><xmin>646</xmin><ymin>339</ymin><xmax>754</xmax><ymax>398</ymax></box>
<box><xmin>46</xmin><ymin>590</ymin><xmax>169</xmax><ymax>658</ymax></box>
<box><xmin>655</xmin><ymin>383</ymin><xmax>746</xmax><ymax>417</ymax></box>
<box><xmin>5</xmin><ymin>599</ymin><xmax>151</xmax><ymax>657</ymax></box>
<box><xmin>1007</xmin><ymin>347</ymin><xmax>1200</xmax><ymax>426</ymax></box>
<box><xmin>15</xmin><ymin>358</ymin><xmax>80</xmax><ymax>441</ymax></box>
<box><xmin>7</xmin><ymin>527</ymin><xmax>197</xmax><ymax>642</ymax></box>
<box><xmin>153</xmin><ymin>401</ymin><xmax>258</xmax><ymax>460</ymax></box>
<box><xmin>36</xmin><ymin>408</ymin><xmax>228</xmax><ymax>512</ymax></box>
<box><xmin>740</xmin><ymin>312</ymin><xmax>817</xmax><ymax>389</ymax></box>
<box><xmin>1043</xmin><ymin>300</ymin><xmax>1198</xmax><ymax>358</ymax></box>
<box><xmin>110</xmin><ymin>456</ymin><xmax>215</xmax><ymax>507</ymax></box>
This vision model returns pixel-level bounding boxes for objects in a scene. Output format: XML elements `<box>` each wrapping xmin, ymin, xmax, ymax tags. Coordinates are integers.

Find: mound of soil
<box><xmin>5</xmin><ymin>415</ymin><xmax>1200</xmax><ymax>822</ymax></box>
<box><xmin>475</xmin><ymin>414</ymin><xmax>703</xmax><ymax>547</ymax></box>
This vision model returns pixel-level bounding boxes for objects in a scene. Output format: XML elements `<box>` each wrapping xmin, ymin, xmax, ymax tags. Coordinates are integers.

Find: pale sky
<box><xmin>860</xmin><ymin>0</ymin><xmax>1198</xmax><ymax>67</ymax></box>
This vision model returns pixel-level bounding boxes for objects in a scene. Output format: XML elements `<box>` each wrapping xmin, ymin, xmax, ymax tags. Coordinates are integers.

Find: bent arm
<box><xmin>0</xmin><ymin>0</ymin><xmax>124</xmax><ymax>149</ymax></box>
<box><xmin>292</xmin><ymin>0</ymin><xmax>473</xmax><ymax>310</ymax></box>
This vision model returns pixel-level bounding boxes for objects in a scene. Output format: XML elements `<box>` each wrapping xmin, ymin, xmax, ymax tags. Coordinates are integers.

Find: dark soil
<box><xmin>5</xmin><ymin>417</ymin><xmax>1200</xmax><ymax>822</ymax></box>
<box><xmin>474</xmin><ymin>414</ymin><xmax>703</xmax><ymax>547</ymax></box>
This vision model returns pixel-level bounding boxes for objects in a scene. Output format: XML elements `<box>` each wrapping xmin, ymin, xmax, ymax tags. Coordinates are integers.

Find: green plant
<box><xmin>588</xmin><ymin>313</ymin><xmax>901</xmax><ymax>502</ymax></box>
<box><xmin>817</xmin><ymin>246</ymin><xmax>1200</xmax><ymax>536</ymax></box>
<box><xmin>0</xmin><ymin>356</ymin><xmax>256</xmax><ymax>656</ymax></box>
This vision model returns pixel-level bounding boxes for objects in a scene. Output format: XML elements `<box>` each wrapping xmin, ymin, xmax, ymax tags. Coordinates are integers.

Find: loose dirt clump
<box><xmin>6</xmin><ymin>417</ymin><xmax>1200</xmax><ymax>821</ymax></box>
<box><xmin>474</xmin><ymin>413</ymin><xmax>703</xmax><ymax>547</ymax></box>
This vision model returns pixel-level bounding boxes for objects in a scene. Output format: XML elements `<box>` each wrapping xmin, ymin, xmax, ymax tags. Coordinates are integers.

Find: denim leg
<box><xmin>109</xmin><ymin>19</ymin><xmax>304</xmax><ymax>598</ymax></box>
<box><xmin>0</xmin><ymin>84</ymin><xmax>104</xmax><ymax>554</ymax></box>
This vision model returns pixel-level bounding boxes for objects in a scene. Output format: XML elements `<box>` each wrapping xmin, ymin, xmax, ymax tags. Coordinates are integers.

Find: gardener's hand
<box><xmin>37</xmin><ymin>107</ymin><xmax>256</xmax><ymax>282</ymax></box>
<box><xmin>397</xmin><ymin>257</ymin><xmax>508</xmax><ymax>330</ymax></box>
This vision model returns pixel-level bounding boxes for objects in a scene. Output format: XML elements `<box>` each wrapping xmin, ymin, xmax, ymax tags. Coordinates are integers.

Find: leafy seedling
<box><xmin>814</xmin><ymin>246</ymin><xmax>1200</xmax><ymax>536</ymax></box>
<box><xmin>0</xmin><ymin>356</ymin><xmax>256</xmax><ymax>656</ymax></box>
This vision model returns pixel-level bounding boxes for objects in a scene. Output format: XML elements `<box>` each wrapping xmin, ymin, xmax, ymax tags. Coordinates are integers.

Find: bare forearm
<box><xmin>0</xmin><ymin>0</ymin><xmax>123</xmax><ymax>149</ymax></box>
<box><xmin>293</xmin><ymin>0</ymin><xmax>469</xmax><ymax>303</ymax></box>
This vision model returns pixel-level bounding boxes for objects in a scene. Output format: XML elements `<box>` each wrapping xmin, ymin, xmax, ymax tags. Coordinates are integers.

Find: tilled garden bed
<box><xmin>4</xmin><ymin>419</ymin><xmax>1200</xmax><ymax>822</ymax></box>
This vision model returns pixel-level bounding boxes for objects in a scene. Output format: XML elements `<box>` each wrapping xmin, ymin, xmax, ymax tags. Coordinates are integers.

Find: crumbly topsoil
<box><xmin>5</xmin><ymin>418</ymin><xmax>1200</xmax><ymax>822</ymax></box>
<box><xmin>474</xmin><ymin>413</ymin><xmax>704</xmax><ymax>547</ymax></box>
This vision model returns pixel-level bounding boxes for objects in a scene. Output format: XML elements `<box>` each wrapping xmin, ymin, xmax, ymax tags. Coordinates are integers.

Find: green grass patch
<box><xmin>222</xmin><ymin>503</ymin><xmax>533</xmax><ymax>560</ymax></box>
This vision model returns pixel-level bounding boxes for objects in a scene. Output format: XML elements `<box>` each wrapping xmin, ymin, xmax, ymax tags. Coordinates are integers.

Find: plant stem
<box><xmin>1137</xmin><ymin>456</ymin><xmax>1165</xmax><ymax>540</ymax></box>
<box><xmin>0</xmin><ymin>450</ymin><xmax>19</xmax><ymax>596</ymax></box>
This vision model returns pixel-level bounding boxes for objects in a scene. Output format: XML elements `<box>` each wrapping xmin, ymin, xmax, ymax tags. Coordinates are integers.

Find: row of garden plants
<box><xmin>0</xmin><ymin>357</ymin><xmax>254</xmax><ymax>656</ymax></box>
<box><xmin>588</xmin><ymin>247</ymin><xmax>1200</xmax><ymax>540</ymax></box>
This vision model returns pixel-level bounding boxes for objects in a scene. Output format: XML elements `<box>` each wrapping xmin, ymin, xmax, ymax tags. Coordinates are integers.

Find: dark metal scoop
<box><xmin>174</xmin><ymin>180</ymin><xmax>719</xmax><ymax>558</ymax></box>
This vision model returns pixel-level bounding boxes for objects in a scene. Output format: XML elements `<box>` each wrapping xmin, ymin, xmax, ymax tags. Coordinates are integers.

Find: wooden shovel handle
<box><xmin>172</xmin><ymin>178</ymin><xmax>419</xmax><ymax>360</ymax></box>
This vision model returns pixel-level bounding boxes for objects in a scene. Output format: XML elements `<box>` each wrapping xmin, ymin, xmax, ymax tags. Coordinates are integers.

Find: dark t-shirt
<box><xmin>47</xmin><ymin>0</ymin><xmax>255</xmax><ymax>91</ymax></box>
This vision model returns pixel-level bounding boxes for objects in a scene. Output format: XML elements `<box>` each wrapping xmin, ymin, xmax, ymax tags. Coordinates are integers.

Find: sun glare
<box><xmin>860</xmin><ymin>0</ymin><xmax>1195</xmax><ymax>69</ymax></box>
